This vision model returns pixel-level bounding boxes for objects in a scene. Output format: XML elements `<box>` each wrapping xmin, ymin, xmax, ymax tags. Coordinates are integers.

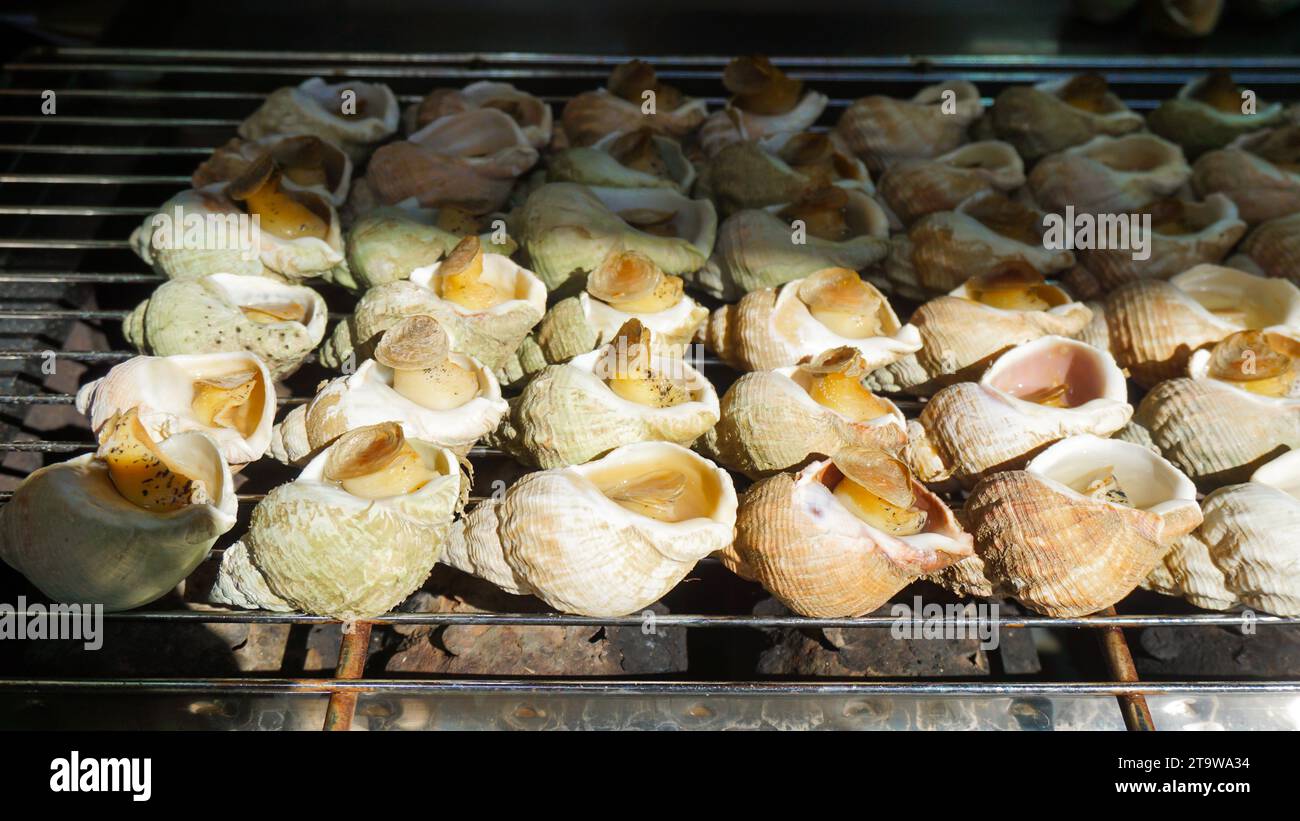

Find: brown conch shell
<box><xmin>238</xmin><ymin>77</ymin><xmax>399</xmax><ymax>164</ymax></box>
<box><xmin>193</xmin><ymin>134</ymin><xmax>351</xmax><ymax>207</ymax></box>
<box><xmin>560</xmin><ymin>60</ymin><xmax>708</xmax><ymax>147</ymax></box>
<box><xmin>877</xmin><ymin>140</ymin><xmax>1025</xmax><ymax>226</ymax></box>
<box><xmin>697</xmin><ymin>132</ymin><xmax>872</xmax><ymax>217</ymax></box>
<box><xmin>1028</xmin><ymin>133</ymin><xmax>1191</xmax><ymax>215</ymax></box>
<box><xmin>1090</xmin><ymin>264</ymin><xmax>1300</xmax><ymax>387</ymax></box>
<box><xmin>698</xmin><ymin>57</ymin><xmax>829</xmax><ymax>157</ymax></box>
<box><xmin>988</xmin><ymin>74</ymin><xmax>1144</xmax><ymax>163</ymax></box>
<box><xmin>903</xmin><ymin>336</ymin><xmax>1133</xmax><ymax>486</ymax></box>
<box><xmin>834</xmin><ymin>81</ymin><xmax>982</xmax><ymax>175</ymax></box>
<box><xmin>1237</xmin><ymin>210</ymin><xmax>1300</xmax><ymax>288</ymax></box>
<box><xmin>882</xmin><ymin>191</ymin><xmax>1075</xmax><ymax>299</ymax></box>
<box><xmin>942</xmin><ymin>434</ymin><xmax>1202</xmax><ymax>618</ymax></box>
<box><xmin>405</xmin><ymin>81</ymin><xmax>553</xmax><ymax>148</ymax></box>
<box><xmin>1191</xmin><ymin>126</ymin><xmax>1300</xmax><ymax>225</ymax></box>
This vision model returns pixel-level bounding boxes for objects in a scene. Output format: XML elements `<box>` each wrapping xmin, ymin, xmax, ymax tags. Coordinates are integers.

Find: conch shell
<box><xmin>1131</xmin><ymin>330</ymin><xmax>1300</xmax><ymax>489</ymax></box>
<box><xmin>349</xmin><ymin>108</ymin><xmax>539</xmax><ymax>216</ymax></box>
<box><xmin>341</xmin><ymin>205</ymin><xmax>515</xmax><ymax>291</ymax></box>
<box><xmin>488</xmin><ymin>319</ymin><xmax>720</xmax><ymax>468</ymax></box>
<box><xmin>705</xmin><ymin>267</ymin><xmax>921</xmax><ymax>372</ymax></box>
<box><xmin>405</xmin><ymin>81</ymin><xmax>552</xmax><ymax>148</ymax></box>
<box><xmin>443</xmin><ymin>441</ymin><xmax>737</xmax><ymax>617</ymax></box>
<box><xmin>1145</xmin><ymin>449</ymin><xmax>1300</xmax><ymax>616</ymax></box>
<box><xmin>721</xmin><ymin>449</ymin><xmax>973</xmax><ymax>618</ymax></box>
<box><xmin>699</xmin><ymin>347</ymin><xmax>908</xmax><ymax>479</ymax></box>
<box><xmin>690</xmin><ymin>188</ymin><xmax>891</xmax><ymax>300</ymax></box>
<box><xmin>273</xmin><ymin>316</ymin><xmax>508</xmax><ymax>463</ymax></box>
<box><xmin>76</xmin><ymin>352</ymin><xmax>275</xmax><ymax>468</ymax></box>
<box><xmin>941</xmin><ymin>434</ymin><xmax>1202</xmax><ymax>618</ymax></box>
<box><xmin>499</xmin><ymin>250</ymin><xmax>708</xmax><ymax>386</ymax></box>
<box><xmin>516</xmin><ymin>182</ymin><xmax>717</xmax><ymax>292</ymax></box>
<box><xmin>238</xmin><ymin>77</ymin><xmax>400</xmax><ymax>163</ymax></box>
<box><xmin>193</xmin><ymin>134</ymin><xmax>352</xmax><ymax>207</ymax></box>
<box><xmin>1064</xmin><ymin>195</ymin><xmax>1246</xmax><ymax>298</ymax></box>
<box><xmin>212</xmin><ymin>423</ymin><xmax>464</xmax><ymax>620</ymax></box>
<box><xmin>129</xmin><ymin>183</ymin><xmax>344</xmax><ymax>282</ymax></box>
<box><xmin>1147</xmin><ymin>70</ymin><xmax>1286</xmax><ymax>160</ymax></box>
<box><xmin>866</xmin><ymin>264</ymin><xmax>1093</xmax><ymax>395</ymax></box>
<box><xmin>1089</xmin><ymin>264</ymin><xmax>1300</xmax><ymax>387</ymax></box>
<box><xmin>878</xmin><ymin>140</ymin><xmax>1025</xmax><ymax>226</ymax></box>
<box><xmin>1191</xmin><ymin>126</ymin><xmax>1300</xmax><ymax>225</ymax></box>
<box><xmin>988</xmin><ymin>74</ymin><xmax>1144</xmax><ymax>163</ymax></box>
<box><xmin>560</xmin><ymin>60</ymin><xmax>708</xmax><ymax>147</ymax></box>
<box><xmin>699</xmin><ymin>56</ymin><xmax>829</xmax><ymax>156</ymax></box>
<box><xmin>1236</xmin><ymin>210</ymin><xmax>1300</xmax><ymax>288</ymax></box>
<box><xmin>696</xmin><ymin>131</ymin><xmax>872</xmax><ymax>217</ymax></box>
<box><xmin>548</xmin><ymin>128</ymin><xmax>696</xmax><ymax>192</ymax></box>
<box><xmin>882</xmin><ymin>191</ymin><xmax>1075</xmax><ymax>299</ymax></box>
<box><xmin>1028</xmin><ymin>133</ymin><xmax>1191</xmax><ymax>215</ymax></box>
<box><xmin>319</xmin><ymin>235</ymin><xmax>547</xmax><ymax>373</ymax></box>
<box><xmin>123</xmin><ymin>273</ymin><xmax>326</xmax><ymax>380</ymax></box>
<box><xmin>904</xmin><ymin>336</ymin><xmax>1133</xmax><ymax>486</ymax></box>
<box><xmin>0</xmin><ymin>420</ymin><xmax>236</xmax><ymax>611</ymax></box>
<box><xmin>834</xmin><ymin>81</ymin><xmax>982</xmax><ymax>174</ymax></box>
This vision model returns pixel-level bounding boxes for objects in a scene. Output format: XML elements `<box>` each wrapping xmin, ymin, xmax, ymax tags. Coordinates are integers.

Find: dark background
<box><xmin>1</xmin><ymin>0</ymin><xmax>1299</xmax><ymax>58</ymax></box>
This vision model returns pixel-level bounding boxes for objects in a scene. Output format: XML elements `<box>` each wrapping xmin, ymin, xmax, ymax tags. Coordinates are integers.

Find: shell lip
<box><xmin>584</xmin><ymin>86</ymin><xmax>709</xmax><ymax>119</ymax></box>
<box><xmin>947</xmin><ymin>278</ymin><xmax>1081</xmax><ymax>318</ymax></box>
<box><xmin>777</xmin><ymin>363</ymin><xmax>906</xmax><ymax>430</ymax></box>
<box><xmin>770</xmin><ymin>276</ymin><xmax>923</xmax><ymax>369</ymax></box>
<box><xmin>761</xmin><ymin>187</ymin><xmax>891</xmax><ymax>239</ymax></box>
<box><xmin>578</xmin><ymin>290</ymin><xmax>703</xmax><ymax>343</ymax></box>
<box><xmin>950</xmin><ymin>191</ymin><xmax>1076</xmax><ymax>268</ymax></box>
<box><xmin>347</xmin><ymin>354</ymin><xmax>505</xmax><ymax>425</ymax></box>
<box><xmin>1033</xmin><ymin>77</ymin><xmax>1142</xmax><ymax>124</ymax></box>
<box><xmin>409</xmin><ymin>252</ymin><xmax>548</xmax><ymax>318</ymax></box>
<box><xmin>1026</xmin><ymin>433</ymin><xmax>1198</xmax><ymax>515</ymax></box>
<box><xmin>407</xmin><ymin>106</ymin><xmax>535</xmax><ymax>162</ymax></box>
<box><xmin>585</xmin><ymin>184</ymin><xmax>717</xmax><ymax>255</ymax></box>
<box><xmin>75</xmin><ymin>431</ymin><xmax>237</xmax><ymax>526</ymax></box>
<box><xmin>201</xmin><ymin>272</ymin><xmax>325</xmax><ymax>331</ymax></box>
<box><xmin>296</xmin><ymin>431</ymin><xmax>460</xmax><ymax>508</ymax></box>
<box><xmin>726</xmin><ymin>89</ymin><xmax>828</xmax><ymax>132</ymax></box>
<box><xmin>1146</xmin><ymin>193</ymin><xmax>1245</xmax><ymax>240</ymax></box>
<box><xmin>568</xmin><ymin>347</ymin><xmax>720</xmax><ymax>418</ymax></box>
<box><xmin>980</xmin><ymin>335</ymin><xmax>1129</xmax><ymax>413</ymax></box>
<box><xmin>589</xmin><ymin>130</ymin><xmax>696</xmax><ymax>190</ymax></box>
<box><xmin>1059</xmin><ymin>133</ymin><xmax>1189</xmax><ymax>181</ymax></box>
<box><xmin>1175</xmin><ymin>75</ymin><xmax>1284</xmax><ymax>123</ymax></box>
<box><xmin>296</xmin><ymin>76</ymin><xmax>401</xmax><ymax>133</ymax></box>
<box><xmin>1171</xmin><ymin>263</ymin><xmax>1300</xmax><ymax>333</ymax></box>
<box><xmin>1186</xmin><ymin>344</ymin><xmax>1300</xmax><ymax>407</ymax></box>
<box><xmin>190</xmin><ymin>181</ymin><xmax>344</xmax><ymax>259</ymax></box>
<box><xmin>1250</xmin><ymin>449</ymin><xmax>1300</xmax><ymax>498</ymax></box>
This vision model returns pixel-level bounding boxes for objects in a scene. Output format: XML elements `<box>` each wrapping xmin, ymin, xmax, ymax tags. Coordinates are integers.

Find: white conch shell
<box><xmin>988</xmin><ymin>76</ymin><xmax>1144</xmax><ymax>163</ymax></box>
<box><xmin>689</xmin><ymin>193</ymin><xmax>892</xmax><ymax>300</ymax></box>
<box><xmin>696</xmin><ymin>132</ymin><xmax>873</xmax><ymax>217</ymax></box>
<box><xmin>0</xmin><ymin>432</ymin><xmax>236</xmax><ymax>611</ymax></box>
<box><xmin>882</xmin><ymin>191</ymin><xmax>1075</xmax><ymax>299</ymax></box>
<box><xmin>129</xmin><ymin>184</ymin><xmax>345</xmax><ymax>282</ymax></box>
<box><xmin>76</xmin><ymin>352</ymin><xmax>275</xmax><ymax>468</ymax></box>
<box><xmin>1028</xmin><ymin>134</ymin><xmax>1191</xmax><ymax>215</ymax></box>
<box><xmin>721</xmin><ymin>455</ymin><xmax>973</xmax><ymax>618</ymax></box>
<box><xmin>699</xmin><ymin>365</ymin><xmax>907</xmax><ymax>478</ymax></box>
<box><xmin>942</xmin><ymin>434</ymin><xmax>1202</xmax><ymax>618</ymax></box>
<box><xmin>350</xmin><ymin>108</ymin><xmax>539</xmax><ymax>216</ymax></box>
<box><xmin>548</xmin><ymin>131</ymin><xmax>695</xmax><ymax>192</ymax></box>
<box><xmin>1145</xmin><ymin>449</ymin><xmax>1300</xmax><ymax>616</ymax></box>
<box><xmin>192</xmin><ymin>134</ymin><xmax>353</xmax><ymax>206</ymax></box>
<box><xmin>1096</xmin><ymin>264</ymin><xmax>1300</xmax><ymax>387</ymax></box>
<box><xmin>1237</xmin><ymin>210</ymin><xmax>1300</xmax><ymax>288</ymax></box>
<box><xmin>705</xmin><ymin>272</ymin><xmax>921</xmax><ymax>372</ymax></box>
<box><xmin>699</xmin><ymin>90</ymin><xmax>829</xmax><ymax>157</ymax></box>
<box><xmin>834</xmin><ymin>81</ymin><xmax>982</xmax><ymax>174</ymax></box>
<box><xmin>1071</xmin><ymin>194</ymin><xmax>1246</xmax><ymax>297</ymax></box>
<box><xmin>271</xmin><ymin>355</ymin><xmax>507</xmax><ymax>464</ymax></box>
<box><xmin>904</xmin><ymin>336</ymin><xmax>1133</xmax><ymax>486</ymax></box>
<box><xmin>211</xmin><ymin>437</ymin><xmax>463</xmax><ymax>620</ymax></box>
<box><xmin>340</xmin><ymin>205</ymin><xmax>516</xmax><ymax>291</ymax></box>
<box><xmin>866</xmin><ymin>279</ymin><xmax>1092</xmax><ymax>395</ymax></box>
<box><xmin>319</xmin><ymin>251</ymin><xmax>547</xmax><ymax>372</ymax></box>
<box><xmin>123</xmin><ymin>273</ymin><xmax>327</xmax><ymax>380</ymax></box>
<box><xmin>516</xmin><ymin>183</ymin><xmax>717</xmax><ymax>291</ymax></box>
<box><xmin>878</xmin><ymin>140</ymin><xmax>1025</xmax><ymax>226</ymax></box>
<box><xmin>1191</xmin><ymin>126</ymin><xmax>1300</xmax><ymax>225</ymax></box>
<box><xmin>405</xmin><ymin>81</ymin><xmax>553</xmax><ymax>148</ymax></box>
<box><xmin>238</xmin><ymin>77</ymin><xmax>400</xmax><ymax>163</ymax></box>
<box><xmin>500</xmin><ymin>290</ymin><xmax>708</xmax><ymax>387</ymax></box>
<box><xmin>561</xmin><ymin>87</ymin><xmax>708</xmax><ymax>147</ymax></box>
<box><xmin>1131</xmin><ymin>338</ymin><xmax>1300</xmax><ymax>489</ymax></box>
<box><xmin>1147</xmin><ymin>73</ymin><xmax>1286</xmax><ymax>160</ymax></box>
<box><xmin>443</xmin><ymin>441</ymin><xmax>737</xmax><ymax>616</ymax></box>
<box><xmin>488</xmin><ymin>347</ymin><xmax>719</xmax><ymax>468</ymax></box>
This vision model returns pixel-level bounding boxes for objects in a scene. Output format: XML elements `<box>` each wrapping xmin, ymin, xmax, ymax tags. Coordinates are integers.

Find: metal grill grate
<box><xmin>2</xmin><ymin>47</ymin><xmax>1299</xmax><ymax>731</ymax></box>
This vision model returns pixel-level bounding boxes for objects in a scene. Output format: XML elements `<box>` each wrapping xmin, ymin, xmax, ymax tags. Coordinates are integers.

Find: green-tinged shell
<box><xmin>690</xmin><ymin>203</ymin><xmax>890</xmax><ymax>301</ymax></box>
<box><xmin>342</xmin><ymin>207</ymin><xmax>516</xmax><ymax>291</ymax></box>
<box><xmin>695</xmin><ymin>137</ymin><xmax>872</xmax><ymax>217</ymax></box>
<box><xmin>516</xmin><ymin>183</ymin><xmax>716</xmax><ymax>292</ymax></box>
<box><xmin>697</xmin><ymin>366</ymin><xmax>907</xmax><ymax>479</ymax></box>
<box><xmin>547</xmin><ymin>134</ymin><xmax>694</xmax><ymax>192</ymax></box>
<box><xmin>238</xmin><ymin>78</ymin><xmax>400</xmax><ymax>164</ymax></box>
<box><xmin>211</xmin><ymin>438</ymin><xmax>463</xmax><ymax>620</ymax></box>
<box><xmin>1147</xmin><ymin>77</ymin><xmax>1286</xmax><ymax>160</ymax></box>
<box><xmin>0</xmin><ymin>438</ymin><xmax>236</xmax><ymax>612</ymax></box>
<box><xmin>124</xmin><ymin>273</ymin><xmax>327</xmax><ymax>380</ymax></box>
<box><xmin>487</xmin><ymin>349</ymin><xmax>720</xmax><ymax>468</ymax></box>
<box><xmin>988</xmin><ymin>79</ymin><xmax>1144</xmax><ymax>164</ymax></box>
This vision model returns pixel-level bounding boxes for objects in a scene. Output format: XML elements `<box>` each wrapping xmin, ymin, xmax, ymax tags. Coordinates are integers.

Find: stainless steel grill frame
<box><xmin>2</xmin><ymin>47</ymin><xmax>1299</xmax><ymax>732</ymax></box>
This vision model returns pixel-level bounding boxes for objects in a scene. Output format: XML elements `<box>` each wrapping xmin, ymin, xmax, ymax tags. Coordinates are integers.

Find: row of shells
<box><xmin>2</xmin><ymin>58</ymin><xmax>1299</xmax><ymax>624</ymax></box>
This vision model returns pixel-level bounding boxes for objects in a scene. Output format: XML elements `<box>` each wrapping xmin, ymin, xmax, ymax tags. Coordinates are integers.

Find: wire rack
<box><xmin>2</xmin><ymin>47</ymin><xmax>1300</xmax><ymax>731</ymax></box>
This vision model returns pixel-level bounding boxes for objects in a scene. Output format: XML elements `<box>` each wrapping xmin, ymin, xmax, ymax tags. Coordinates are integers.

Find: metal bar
<box><xmin>0</xmin><ymin>206</ymin><xmax>155</xmax><ymax>216</ymax></box>
<box><xmin>1095</xmin><ymin>607</ymin><xmax>1156</xmax><ymax>732</ymax></box>
<box><xmin>323</xmin><ymin>622</ymin><xmax>372</xmax><ymax>731</ymax></box>
<box><xmin>0</xmin><ymin>144</ymin><xmax>213</xmax><ymax>156</ymax></box>
<box><xmin>0</xmin><ymin>240</ymin><xmax>131</xmax><ymax>250</ymax></box>
<box><xmin>0</xmin><ymin>174</ymin><xmax>189</xmax><ymax>185</ymax></box>
<box><xmin>0</xmin><ymin>351</ymin><xmax>134</xmax><ymax>361</ymax></box>
<box><xmin>0</xmin><ymin>309</ymin><xmax>137</xmax><ymax>319</ymax></box>
<box><xmin>0</xmin><ymin>272</ymin><xmax>161</xmax><ymax>283</ymax></box>
<box><xmin>0</xmin><ymin>677</ymin><xmax>1297</xmax><ymax>696</ymax></box>
<box><xmin>0</xmin><ymin>115</ymin><xmax>241</xmax><ymax>127</ymax></box>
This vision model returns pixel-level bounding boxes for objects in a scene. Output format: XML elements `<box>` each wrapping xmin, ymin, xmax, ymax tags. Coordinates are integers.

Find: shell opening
<box><xmin>824</xmin><ymin>449</ymin><xmax>927</xmax><ymax>536</ymax></box>
<box><xmin>226</xmin><ymin>154</ymin><xmax>329</xmax><ymax>241</ymax></box>
<box><xmin>323</xmin><ymin>422</ymin><xmax>438</xmax><ymax>499</ymax></box>
<box><xmin>797</xmin><ymin>348</ymin><xmax>892</xmax><ymax>422</ymax></box>
<box><xmin>723</xmin><ymin>55</ymin><xmax>803</xmax><ymax>116</ymax></box>
<box><xmin>1030</xmin><ymin>436</ymin><xmax>1193</xmax><ymax>511</ymax></box>
<box><xmin>596</xmin><ymin>319</ymin><xmax>690</xmax><ymax>408</ymax></box>
<box><xmin>988</xmin><ymin>340</ymin><xmax>1110</xmax><ymax>408</ymax></box>
<box><xmin>796</xmin><ymin>268</ymin><xmax>888</xmax><ymax>339</ymax></box>
<box><xmin>777</xmin><ymin>186</ymin><xmax>853</xmax><ymax>242</ymax></box>
<box><xmin>586</xmin><ymin>447</ymin><xmax>722</xmax><ymax>523</ymax></box>
<box><xmin>435</xmin><ymin>235</ymin><xmax>510</xmax><ymax>310</ymax></box>
<box><xmin>375</xmin><ymin>316</ymin><xmax>481</xmax><ymax>410</ymax></box>
<box><xmin>587</xmin><ymin>250</ymin><xmax>683</xmax><ymax>313</ymax></box>
<box><xmin>269</xmin><ymin>135</ymin><xmax>338</xmax><ymax>189</ymax></box>
<box><xmin>1206</xmin><ymin>330</ymin><xmax>1300</xmax><ymax>397</ymax></box>
<box><xmin>1192</xmin><ymin>69</ymin><xmax>1246</xmax><ymax>114</ymax></box>
<box><xmin>608</xmin><ymin>129</ymin><xmax>669</xmax><ymax>179</ymax></box>
<box><xmin>97</xmin><ymin>409</ymin><xmax>208</xmax><ymax>512</ymax></box>
<box><xmin>1085</xmin><ymin>137</ymin><xmax>1176</xmax><ymax>173</ymax></box>
<box><xmin>1058</xmin><ymin>73</ymin><xmax>1112</xmax><ymax>113</ymax></box>
<box><xmin>1180</xmin><ymin>272</ymin><xmax>1294</xmax><ymax>329</ymax></box>
<box><xmin>241</xmin><ymin>301</ymin><xmax>309</xmax><ymax>324</ymax></box>
<box><xmin>962</xmin><ymin>193</ymin><xmax>1042</xmax><ymax>245</ymax></box>
<box><xmin>963</xmin><ymin>262</ymin><xmax>1070</xmax><ymax>311</ymax></box>
<box><xmin>191</xmin><ymin>369</ymin><xmax>266</xmax><ymax>438</ymax></box>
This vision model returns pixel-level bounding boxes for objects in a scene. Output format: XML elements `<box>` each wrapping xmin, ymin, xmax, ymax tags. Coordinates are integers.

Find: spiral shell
<box><xmin>699</xmin><ymin>90</ymin><xmax>829</xmax><ymax>157</ymax></box>
<box><xmin>878</xmin><ymin>140</ymin><xmax>1025</xmax><ymax>226</ymax></box>
<box><xmin>1191</xmin><ymin>126</ymin><xmax>1300</xmax><ymax>225</ymax></box>
<box><xmin>548</xmin><ymin>130</ymin><xmax>695</xmax><ymax>193</ymax></box>
<box><xmin>1237</xmin><ymin>211</ymin><xmax>1300</xmax><ymax>288</ymax></box>
<box><xmin>193</xmin><ymin>134</ymin><xmax>352</xmax><ymax>207</ymax></box>
<box><xmin>405</xmin><ymin>81</ymin><xmax>552</xmax><ymax>148</ymax></box>
<box><xmin>1147</xmin><ymin>73</ymin><xmax>1286</xmax><ymax>160</ymax></box>
<box><xmin>696</xmin><ymin>133</ymin><xmax>872</xmax><ymax>217</ymax></box>
<box><xmin>834</xmin><ymin>81</ymin><xmax>982</xmax><ymax>174</ymax></box>
<box><xmin>561</xmin><ymin>89</ymin><xmax>707</xmax><ymax>148</ymax></box>
<box><xmin>238</xmin><ymin>77</ymin><xmax>400</xmax><ymax>163</ymax></box>
<box><xmin>988</xmin><ymin>76</ymin><xmax>1144</xmax><ymax>163</ymax></box>
<box><xmin>340</xmin><ymin>206</ymin><xmax>515</xmax><ymax>291</ymax></box>
<box><xmin>1028</xmin><ymin>134</ymin><xmax>1191</xmax><ymax>215</ymax></box>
